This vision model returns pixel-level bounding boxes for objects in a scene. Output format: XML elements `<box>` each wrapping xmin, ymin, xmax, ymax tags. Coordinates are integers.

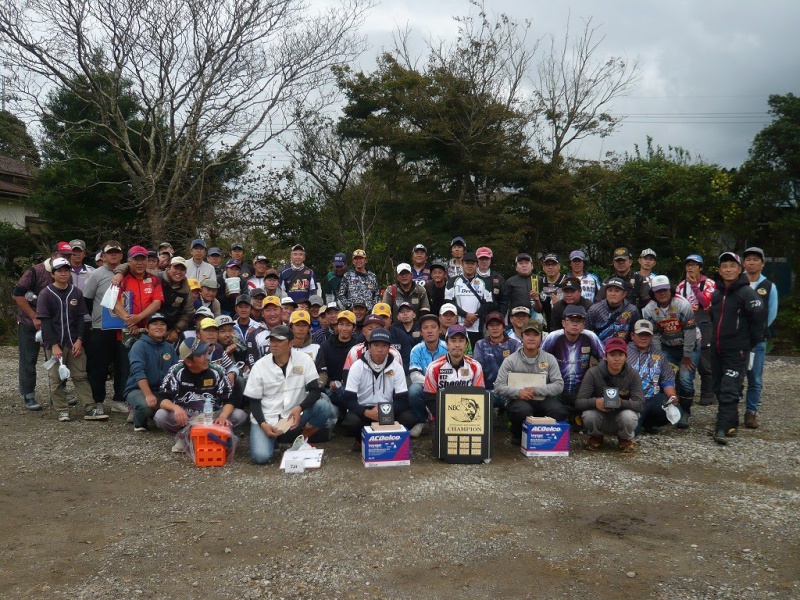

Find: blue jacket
<box><xmin>124</xmin><ymin>334</ymin><xmax>179</xmax><ymax>397</ymax></box>
<box><xmin>473</xmin><ymin>335</ymin><xmax>521</xmax><ymax>390</ymax></box>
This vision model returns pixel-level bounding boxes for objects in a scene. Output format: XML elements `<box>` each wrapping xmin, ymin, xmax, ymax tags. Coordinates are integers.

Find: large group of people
<box><xmin>13</xmin><ymin>236</ymin><xmax>774</xmax><ymax>463</ymax></box>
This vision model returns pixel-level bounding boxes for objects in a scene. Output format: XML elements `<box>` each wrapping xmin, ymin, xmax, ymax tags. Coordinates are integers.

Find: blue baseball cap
<box><xmin>368</xmin><ymin>328</ymin><xmax>391</xmax><ymax>345</ymax></box>
<box><xmin>208</xmin><ymin>247</ymin><xmax>222</xmax><ymax>256</ymax></box>
<box><xmin>446</xmin><ymin>324</ymin><xmax>468</xmax><ymax>340</ymax></box>
<box><xmin>333</xmin><ymin>252</ymin><xmax>346</xmax><ymax>267</ymax></box>
<box><xmin>685</xmin><ymin>254</ymin><xmax>704</xmax><ymax>265</ymax></box>
<box><xmin>191</xmin><ymin>238</ymin><xmax>206</xmax><ymax>249</ymax></box>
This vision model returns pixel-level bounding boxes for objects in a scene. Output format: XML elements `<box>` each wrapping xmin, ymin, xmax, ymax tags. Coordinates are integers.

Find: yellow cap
<box><xmin>188</xmin><ymin>278</ymin><xmax>201</xmax><ymax>291</ymax></box>
<box><xmin>372</xmin><ymin>302</ymin><xmax>391</xmax><ymax>318</ymax></box>
<box><xmin>198</xmin><ymin>318</ymin><xmax>219</xmax><ymax>330</ymax></box>
<box><xmin>290</xmin><ymin>309</ymin><xmax>311</xmax><ymax>324</ymax></box>
<box><xmin>337</xmin><ymin>310</ymin><xmax>356</xmax><ymax>324</ymax></box>
<box><xmin>263</xmin><ymin>295</ymin><xmax>281</xmax><ymax>307</ymax></box>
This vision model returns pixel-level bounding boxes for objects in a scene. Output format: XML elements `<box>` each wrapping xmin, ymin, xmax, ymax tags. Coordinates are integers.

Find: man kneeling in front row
<box><xmin>576</xmin><ymin>337</ymin><xmax>644</xmax><ymax>453</ymax></box>
<box><xmin>244</xmin><ymin>325</ymin><xmax>335</xmax><ymax>464</ymax></box>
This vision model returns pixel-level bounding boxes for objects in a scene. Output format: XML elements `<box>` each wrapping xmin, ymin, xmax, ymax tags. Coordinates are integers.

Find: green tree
<box><xmin>0</xmin><ymin>110</ymin><xmax>39</xmax><ymax>165</ymax></box>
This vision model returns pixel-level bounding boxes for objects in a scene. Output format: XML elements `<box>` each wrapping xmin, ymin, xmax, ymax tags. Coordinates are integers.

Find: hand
<box><xmin>71</xmin><ymin>340</ymin><xmax>83</xmax><ymax>358</ymax></box>
<box><xmin>686</xmin><ymin>273</ymin><xmax>698</xmax><ymax>284</ymax></box>
<box><xmin>166</xmin><ymin>330</ymin><xmax>180</xmax><ymax>343</ymax></box>
<box><xmin>145</xmin><ymin>394</ymin><xmax>158</xmax><ymax>409</ymax></box>
<box><xmin>261</xmin><ymin>422</ymin><xmax>279</xmax><ymax>438</ymax></box>
<box><xmin>51</xmin><ymin>344</ymin><xmax>63</xmax><ymax>361</ymax></box>
<box><xmin>364</xmin><ymin>407</ymin><xmax>379</xmax><ymax>421</ymax></box>
<box><xmin>287</xmin><ymin>405</ymin><xmax>302</xmax><ymax>429</ymax></box>
<box><xmin>518</xmin><ymin>388</ymin><xmax>536</xmax><ymax>401</ymax></box>
<box><xmin>173</xmin><ymin>406</ymin><xmax>189</xmax><ymax>427</ymax></box>
<box><xmin>111</xmin><ymin>273</ymin><xmax>124</xmax><ymax>286</ymax></box>
<box><xmin>123</xmin><ymin>314</ymin><xmax>139</xmax><ymax>327</ymax></box>
<box><xmin>214</xmin><ymin>416</ymin><xmax>232</xmax><ymax>427</ymax></box>
<box><xmin>225</xmin><ymin>344</ymin><xmax>237</xmax><ymax>355</ymax></box>
<box><xmin>32</xmin><ymin>317</ymin><xmax>42</xmax><ymax>330</ymax></box>
<box><xmin>681</xmin><ymin>357</ymin><xmax>696</xmax><ymax>372</ymax></box>
<box><xmin>595</xmin><ymin>397</ymin><xmax>610</xmax><ymax>413</ymax></box>
<box><xmin>464</xmin><ymin>312</ymin><xmax>478</xmax><ymax>327</ymax></box>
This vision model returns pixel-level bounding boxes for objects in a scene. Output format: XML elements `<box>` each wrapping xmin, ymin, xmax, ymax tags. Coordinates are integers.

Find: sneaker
<box><xmin>676</xmin><ymin>411</ymin><xmax>690</xmax><ymax>429</ymax></box>
<box><xmin>23</xmin><ymin>396</ymin><xmax>42</xmax><ymax>411</ymax></box>
<box><xmin>745</xmin><ymin>412</ymin><xmax>759</xmax><ymax>429</ymax></box>
<box><xmin>618</xmin><ymin>438</ymin><xmax>635</xmax><ymax>453</ymax></box>
<box><xmin>126</xmin><ymin>407</ymin><xmax>135</xmax><ymax>424</ymax></box>
<box><xmin>68</xmin><ymin>399</ymin><xmax>77</xmax><ymax>406</ymax></box>
<box><xmin>350</xmin><ymin>439</ymin><xmax>361</xmax><ymax>453</ymax></box>
<box><xmin>133</xmin><ymin>424</ymin><xmax>148</xmax><ymax>432</ymax></box>
<box><xmin>58</xmin><ymin>412</ymin><xmax>71</xmax><ymax>422</ymax></box>
<box><xmin>409</xmin><ymin>422</ymin><xmax>425</xmax><ymax>438</ymax></box>
<box><xmin>111</xmin><ymin>400</ymin><xmax>129</xmax><ymax>414</ymax></box>
<box><xmin>584</xmin><ymin>435</ymin><xmax>603</xmax><ymax>451</ymax></box>
<box><xmin>84</xmin><ymin>405</ymin><xmax>110</xmax><ymax>421</ymax></box>
<box><xmin>171</xmin><ymin>438</ymin><xmax>187</xmax><ymax>453</ymax></box>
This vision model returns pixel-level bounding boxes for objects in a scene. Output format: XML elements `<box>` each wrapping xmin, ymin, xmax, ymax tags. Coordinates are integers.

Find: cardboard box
<box><xmin>362</xmin><ymin>424</ymin><xmax>410</xmax><ymax>468</ymax></box>
<box><xmin>521</xmin><ymin>420</ymin><xmax>570</xmax><ymax>457</ymax></box>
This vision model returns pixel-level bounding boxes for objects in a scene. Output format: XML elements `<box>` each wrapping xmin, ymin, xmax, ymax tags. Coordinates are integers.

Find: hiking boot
<box><xmin>675</xmin><ymin>411</ymin><xmax>690</xmax><ymax>429</ymax></box>
<box><xmin>618</xmin><ymin>437</ymin><xmax>635</xmax><ymax>453</ymax></box>
<box><xmin>23</xmin><ymin>396</ymin><xmax>42</xmax><ymax>411</ymax></box>
<box><xmin>699</xmin><ymin>393</ymin><xmax>716</xmax><ymax>406</ymax></box>
<box><xmin>713</xmin><ymin>429</ymin><xmax>728</xmax><ymax>445</ymax></box>
<box><xmin>110</xmin><ymin>400</ymin><xmax>129</xmax><ymax>414</ymax></box>
<box><xmin>58</xmin><ymin>411</ymin><xmax>71</xmax><ymax>422</ymax></box>
<box><xmin>744</xmin><ymin>412</ymin><xmax>759</xmax><ymax>429</ymax></box>
<box><xmin>84</xmin><ymin>405</ymin><xmax>110</xmax><ymax>421</ymax></box>
<box><xmin>171</xmin><ymin>437</ymin><xmax>187</xmax><ymax>453</ymax></box>
<box><xmin>584</xmin><ymin>435</ymin><xmax>603</xmax><ymax>451</ymax></box>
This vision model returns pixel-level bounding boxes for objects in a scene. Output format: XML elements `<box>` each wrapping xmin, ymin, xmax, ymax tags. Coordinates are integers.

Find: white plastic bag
<box><xmin>58</xmin><ymin>358</ymin><xmax>71</xmax><ymax>381</ymax></box>
<box><xmin>100</xmin><ymin>284</ymin><xmax>120</xmax><ymax>310</ymax></box>
<box><xmin>663</xmin><ymin>403</ymin><xmax>681</xmax><ymax>425</ymax></box>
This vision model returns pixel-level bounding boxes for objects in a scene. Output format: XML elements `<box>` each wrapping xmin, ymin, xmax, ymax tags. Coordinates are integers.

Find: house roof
<box><xmin>0</xmin><ymin>155</ymin><xmax>32</xmax><ymax>179</ymax></box>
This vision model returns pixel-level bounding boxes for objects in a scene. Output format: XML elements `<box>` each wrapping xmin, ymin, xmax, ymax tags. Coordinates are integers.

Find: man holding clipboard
<box><xmin>494</xmin><ymin>319</ymin><xmax>564</xmax><ymax>445</ymax></box>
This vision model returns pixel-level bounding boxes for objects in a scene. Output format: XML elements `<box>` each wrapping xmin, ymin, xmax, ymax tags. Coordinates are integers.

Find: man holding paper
<box><xmin>493</xmin><ymin>319</ymin><xmax>564</xmax><ymax>445</ymax></box>
<box><xmin>243</xmin><ymin>325</ymin><xmax>335</xmax><ymax>464</ymax></box>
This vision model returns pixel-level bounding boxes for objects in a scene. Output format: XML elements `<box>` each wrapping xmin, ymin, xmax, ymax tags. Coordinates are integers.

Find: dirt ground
<box><xmin>0</xmin><ymin>346</ymin><xmax>798</xmax><ymax>599</ymax></box>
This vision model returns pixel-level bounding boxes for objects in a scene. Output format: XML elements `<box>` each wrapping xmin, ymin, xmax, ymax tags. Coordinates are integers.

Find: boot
<box><xmin>744</xmin><ymin>411</ymin><xmax>759</xmax><ymax>429</ymax></box>
<box><xmin>676</xmin><ymin>397</ymin><xmax>693</xmax><ymax>429</ymax></box>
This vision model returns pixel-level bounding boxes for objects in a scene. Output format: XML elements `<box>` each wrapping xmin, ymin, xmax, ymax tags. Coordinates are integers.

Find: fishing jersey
<box><xmin>422</xmin><ymin>354</ymin><xmax>485</xmax><ymax>394</ymax></box>
<box><xmin>675</xmin><ymin>276</ymin><xmax>715</xmax><ymax>312</ymax></box>
<box><xmin>160</xmin><ymin>363</ymin><xmax>231</xmax><ymax>413</ymax></box>
<box><xmin>541</xmin><ymin>329</ymin><xmax>605</xmax><ymax>395</ymax></box>
<box><xmin>279</xmin><ymin>264</ymin><xmax>319</xmax><ymax>303</ymax></box>
<box><xmin>626</xmin><ymin>341</ymin><xmax>674</xmax><ymax>399</ymax></box>
<box><xmin>586</xmin><ymin>300</ymin><xmax>640</xmax><ymax>343</ymax></box>
<box><xmin>642</xmin><ymin>296</ymin><xmax>697</xmax><ymax>355</ymax></box>
<box><xmin>343</xmin><ymin>342</ymin><xmax>403</xmax><ymax>371</ymax></box>
<box><xmin>338</xmin><ymin>269</ymin><xmax>380</xmax><ymax>310</ymax></box>
<box><xmin>444</xmin><ymin>275</ymin><xmax>493</xmax><ymax>333</ymax></box>
<box><xmin>246</xmin><ymin>326</ymin><xmax>271</xmax><ymax>366</ymax></box>
<box><xmin>574</xmin><ymin>272</ymin><xmax>602</xmax><ymax>302</ymax></box>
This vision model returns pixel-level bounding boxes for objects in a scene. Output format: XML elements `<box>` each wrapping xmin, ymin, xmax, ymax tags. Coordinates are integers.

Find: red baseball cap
<box><xmin>604</xmin><ymin>337</ymin><xmax>628</xmax><ymax>355</ymax></box>
<box><xmin>56</xmin><ymin>241</ymin><xmax>73</xmax><ymax>255</ymax></box>
<box><xmin>128</xmin><ymin>245</ymin><xmax>149</xmax><ymax>258</ymax></box>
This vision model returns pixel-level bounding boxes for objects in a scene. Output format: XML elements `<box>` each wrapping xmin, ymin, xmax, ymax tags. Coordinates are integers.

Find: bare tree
<box><xmin>533</xmin><ymin>16</ymin><xmax>640</xmax><ymax>164</ymax></box>
<box><xmin>0</xmin><ymin>0</ymin><xmax>371</xmax><ymax>240</ymax></box>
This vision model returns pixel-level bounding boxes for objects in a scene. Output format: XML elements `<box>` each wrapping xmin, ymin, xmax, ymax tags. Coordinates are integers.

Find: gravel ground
<box><xmin>1</xmin><ymin>347</ymin><xmax>798</xmax><ymax>599</ymax></box>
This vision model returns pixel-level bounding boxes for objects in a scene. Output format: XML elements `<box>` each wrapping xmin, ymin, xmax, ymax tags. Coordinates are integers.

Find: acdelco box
<box><xmin>362</xmin><ymin>425</ymin><xmax>410</xmax><ymax>467</ymax></box>
<box><xmin>521</xmin><ymin>421</ymin><xmax>570</xmax><ymax>457</ymax></box>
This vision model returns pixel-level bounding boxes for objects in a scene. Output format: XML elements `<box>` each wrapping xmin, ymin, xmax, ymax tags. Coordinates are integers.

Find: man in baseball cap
<box><xmin>587</xmin><ymin>276</ymin><xmax>640</xmax><ymax>344</ymax></box>
<box><xmin>597</xmin><ymin>247</ymin><xmax>649</xmax><ymax>309</ymax></box>
<box><xmin>338</xmin><ymin>249</ymin><xmax>379</xmax><ymax>312</ymax></box>
<box><xmin>410</xmin><ymin>243</ymin><xmax>431</xmax><ymax>282</ymax></box>
<box><xmin>324</xmin><ymin>252</ymin><xmax>348</xmax><ymax>303</ymax></box>
<box><xmin>568</xmin><ymin>249</ymin><xmax>602</xmax><ymax>302</ymax></box>
<box><xmin>473</xmin><ymin>311</ymin><xmax>520</xmax><ymax>412</ymax></box>
<box><xmin>549</xmin><ymin>276</ymin><xmax>593</xmax><ymax>331</ymax></box>
<box><xmin>447</xmin><ymin>236</ymin><xmax>467</xmax><ymax>278</ymax></box>
<box><xmin>383</xmin><ymin>262</ymin><xmax>429</xmax><ymax>321</ymax></box>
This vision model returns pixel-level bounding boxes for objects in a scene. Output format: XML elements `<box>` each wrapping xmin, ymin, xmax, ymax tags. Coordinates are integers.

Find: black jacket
<box><xmin>710</xmin><ymin>273</ymin><xmax>766</xmax><ymax>352</ymax></box>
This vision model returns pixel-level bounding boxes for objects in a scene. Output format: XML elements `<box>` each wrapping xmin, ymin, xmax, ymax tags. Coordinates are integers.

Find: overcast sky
<box><xmin>270</xmin><ymin>0</ymin><xmax>799</xmax><ymax>170</ymax></box>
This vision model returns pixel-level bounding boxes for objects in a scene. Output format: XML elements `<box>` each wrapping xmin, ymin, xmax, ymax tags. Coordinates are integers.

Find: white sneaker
<box><xmin>111</xmin><ymin>400</ymin><xmax>129</xmax><ymax>414</ymax></box>
<box><xmin>126</xmin><ymin>407</ymin><xmax>135</xmax><ymax>424</ymax></box>
<box><xmin>409</xmin><ymin>422</ymin><xmax>425</xmax><ymax>438</ymax></box>
<box><xmin>58</xmin><ymin>412</ymin><xmax>71</xmax><ymax>422</ymax></box>
<box><xmin>171</xmin><ymin>438</ymin><xmax>187</xmax><ymax>453</ymax></box>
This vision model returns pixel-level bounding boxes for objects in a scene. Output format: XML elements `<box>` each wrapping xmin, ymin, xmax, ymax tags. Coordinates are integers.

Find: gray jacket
<box><xmin>494</xmin><ymin>348</ymin><xmax>564</xmax><ymax>400</ymax></box>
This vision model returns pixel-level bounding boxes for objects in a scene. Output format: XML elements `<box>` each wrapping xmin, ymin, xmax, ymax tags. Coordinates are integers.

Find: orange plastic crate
<box><xmin>189</xmin><ymin>424</ymin><xmax>231</xmax><ymax>467</ymax></box>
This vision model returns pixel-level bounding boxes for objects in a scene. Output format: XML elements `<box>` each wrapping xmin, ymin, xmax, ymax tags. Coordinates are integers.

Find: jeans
<box><xmin>249</xmin><ymin>399</ymin><xmax>334</xmax><ymax>464</ymax></box>
<box><xmin>661</xmin><ymin>344</ymin><xmax>700</xmax><ymax>404</ymax></box>
<box><xmin>125</xmin><ymin>389</ymin><xmax>156</xmax><ymax>428</ymax></box>
<box><xmin>408</xmin><ymin>383</ymin><xmax>426</xmax><ymax>422</ymax></box>
<box><xmin>636</xmin><ymin>392</ymin><xmax>670</xmax><ymax>435</ymax></box>
<box><xmin>18</xmin><ymin>322</ymin><xmax>41</xmax><ymax>399</ymax></box>
<box><xmin>745</xmin><ymin>341</ymin><xmax>765</xmax><ymax>414</ymax></box>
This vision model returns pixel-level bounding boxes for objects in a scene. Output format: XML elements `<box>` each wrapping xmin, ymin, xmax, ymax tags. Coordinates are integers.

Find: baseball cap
<box><xmin>418</xmin><ymin>313</ymin><xmax>440</xmax><ymax>326</ymax></box>
<box><xmin>640</xmin><ymin>248</ymin><xmax>657</xmax><ymax>258</ymax></box>
<box><xmin>225</xmin><ymin>259</ymin><xmax>241</xmax><ymax>269</ymax></box>
<box><xmin>95</xmin><ymin>252</ymin><xmax>102</xmax><ymax>262</ymax></box>
<box><xmin>372</xmin><ymin>302</ymin><xmax>392</xmax><ymax>318</ymax></box>
<box><xmin>511</xmin><ymin>306</ymin><xmax>531</xmax><ymax>316</ymax></box>
<box><xmin>235</xmin><ymin>294</ymin><xmax>252</xmax><ymax>306</ymax></box>
<box><xmin>463</xmin><ymin>252</ymin><xmax>478</xmax><ymax>262</ymax></box>
<box><xmin>718</xmin><ymin>251</ymin><xmax>741</xmax><ymax>265</ymax></box>
<box><xmin>605</xmin><ymin>277</ymin><xmax>626</xmax><ymax>290</ymax></box>
<box><xmin>158</xmin><ymin>242</ymin><xmax>174</xmax><ymax>251</ymax></box>
<box><xmin>269</xmin><ymin>325</ymin><xmax>294</xmax><ymax>341</ymax></box>
<box><xmin>231</xmin><ymin>242</ymin><xmax>244</xmax><ymax>250</ymax></box>
<box><xmin>128</xmin><ymin>245</ymin><xmax>148</xmax><ymax>258</ymax></box>
<box><xmin>476</xmin><ymin>247</ymin><xmax>493</xmax><ymax>259</ymax></box>
<box><xmin>170</xmin><ymin>256</ymin><xmax>188</xmax><ymax>268</ymax></box>
<box><xmin>604</xmin><ymin>337</ymin><xmax>628</xmax><ymax>355</ymax></box>
<box><xmin>180</xmin><ymin>340</ymin><xmax>211</xmax><ymax>359</ymax></box>
<box><xmin>200</xmin><ymin>278</ymin><xmax>218</xmax><ymax>289</ymax></box>
<box><xmin>515</xmin><ymin>253</ymin><xmax>532</xmax><ymax>263</ymax></box>
<box><xmin>650</xmin><ymin>275</ymin><xmax>671</xmax><ymax>292</ymax></box>
<box><xmin>147</xmin><ymin>313</ymin><xmax>167</xmax><ymax>325</ymax></box>
<box><xmin>352</xmin><ymin>249</ymin><xmax>367</xmax><ymax>259</ymax></box>
<box><xmin>147</xmin><ymin>248</ymin><xmax>157</xmax><ymax>258</ymax></box>
<box><xmin>397</xmin><ymin>301</ymin><xmax>414</xmax><ymax>312</ymax></box>
<box><xmin>439</xmin><ymin>303</ymin><xmax>458</xmax><ymax>315</ymax></box>
<box><xmin>430</xmin><ymin>261</ymin><xmax>447</xmax><ymax>273</ymax></box>
<box><xmin>563</xmin><ymin>305</ymin><xmax>587</xmax><ymax>319</ymax></box>
<box><xmin>194</xmin><ymin>306</ymin><xmax>214</xmax><ymax>319</ymax></box>
<box><xmin>333</xmin><ymin>252</ymin><xmax>346</xmax><ymax>266</ymax></box>
<box><xmin>264</xmin><ymin>268</ymin><xmax>279</xmax><ymax>279</ymax></box>
<box><xmin>190</xmin><ymin>238</ymin><xmax>206</xmax><ymax>248</ymax></box>
<box><xmin>413</xmin><ymin>244</ymin><xmax>427</xmax><ymax>253</ymax></box>
<box><xmin>543</xmin><ymin>253</ymin><xmax>559</xmax><ymax>263</ymax></box>
<box><xmin>569</xmin><ymin>250</ymin><xmax>586</xmax><ymax>261</ymax></box>
<box><xmin>250</xmin><ymin>287</ymin><xmax>267</xmax><ymax>298</ymax></box>
<box><xmin>362</xmin><ymin>315</ymin><xmax>384</xmax><ymax>328</ymax></box>
<box><xmin>396</xmin><ymin>262</ymin><xmax>412</xmax><ymax>274</ymax></box>
<box><xmin>743</xmin><ymin>246</ymin><xmax>765</xmax><ymax>261</ymax></box>
<box><xmin>55</xmin><ymin>241</ymin><xmax>73</xmax><ymax>255</ymax></box>
<box><xmin>290</xmin><ymin>310</ymin><xmax>311</xmax><ymax>324</ymax></box>
<box><xmin>368</xmin><ymin>328</ymin><xmax>391</xmax><ymax>345</ymax></box>
<box><xmin>450</xmin><ymin>236</ymin><xmax>466</xmax><ymax>247</ymax></box>
<box><xmin>187</xmin><ymin>278</ymin><xmax>201</xmax><ymax>291</ymax></box>
<box><xmin>522</xmin><ymin>319</ymin><xmax>543</xmax><ymax>334</ymax></box>
<box><xmin>484</xmin><ymin>311</ymin><xmax>504</xmax><ymax>326</ymax></box>
<box><xmin>561</xmin><ymin>277</ymin><xmax>581</xmax><ymax>291</ymax></box>
<box><xmin>206</xmin><ymin>247</ymin><xmax>221</xmax><ymax>256</ymax></box>
<box><xmin>280</xmin><ymin>296</ymin><xmax>297</xmax><ymax>306</ymax></box>
<box><xmin>307</xmin><ymin>296</ymin><xmax>324</xmax><ymax>307</ymax></box>
<box><xmin>613</xmin><ymin>247</ymin><xmax>631</xmax><ymax>260</ymax></box>
<box><xmin>263</xmin><ymin>296</ymin><xmax>281</xmax><ymax>307</ymax></box>
<box><xmin>51</xmin><ymin>257</ymin><xmax>71</xmax><ymax>270</ymax></box>
<box><xmin>69</xmin><ymin>239</ymin><xmax>86</xmax><ymax>251</ymax></box>
<box><xmin>291</xmin><ymin>244</ymin><xmax>305</xmax><ymax>252</ymax></box>
<box><xmin>199</xmin><ymin>317</ymin><xmax>219</xmax><ymax>330</ymax></box>
<box><xmin>446</xmin><ymin>324</ymin><xmax>468</xmax><ymax>339</ymax></box>
<box><xmin>685</xmin><ymin>254</ymin><xmax>704</xmax><ymax>265</ymax></box>
<box><xmin>215</xmin><ymin>315</ymin><xmax>234</xmax><ymax>327</ymax></box>
<box><xmin>254</xmin><ymin>255</ymin><xmax>268</xmax><ymax>264</ymax></box>
<box><xmin>633</xmin><ymin>319</ymin><xmax>654</xmax><ymax>335</ymax></box>
<box><xmin>103</xmin><ymin>242</ymin><xmax>123</xmax><ymax>253</ymax></box>
<box><xmin>337</xmin><ymin>310</ymin><xmax>356</xmax><ymax>324</ymax></box>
